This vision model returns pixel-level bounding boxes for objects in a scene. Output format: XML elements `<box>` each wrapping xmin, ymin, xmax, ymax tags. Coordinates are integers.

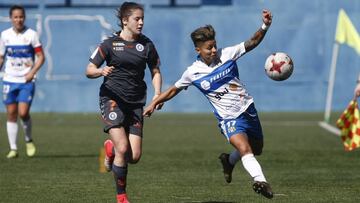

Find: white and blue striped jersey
<box><xmin>0</xmin><ymin>27</ymin><xmax>42</xmax><ymax>83</ymax></box>
<box><xmin>175</xmin><ymin>42</ymin><xmax>254</xmax><ymax>120</ymax></box>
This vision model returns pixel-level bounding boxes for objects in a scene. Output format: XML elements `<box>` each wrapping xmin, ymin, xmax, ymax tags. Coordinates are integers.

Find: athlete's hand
<box><xmin>262</xmin><ymin>9</ymin><xmax>272</xmax><ymax>26</ymax></box>
<box><xmin>143</xmin><ymin>104</ymin><xmax>156</xmax><ymax>117</ymax></box>
<box><xmin>25</xmin><ymin>72</ymin><xmax>35</xmax><ymax>82</ymax></box>
<box><xmin>102</xmin><ymin>66</ymin><xmax>114</xmax><ymax>76</ymax></box>
<box><xmin>152</xmin><ymin>94</ymin><xmax>164</xmax><ymax>110</ymax></box>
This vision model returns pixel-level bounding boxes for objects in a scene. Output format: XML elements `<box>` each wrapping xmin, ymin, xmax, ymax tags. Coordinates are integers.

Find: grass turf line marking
<box><xmin>318</xmin><ymin>121</ymin><xmax>340</xmax><ymax>136</ymax></box>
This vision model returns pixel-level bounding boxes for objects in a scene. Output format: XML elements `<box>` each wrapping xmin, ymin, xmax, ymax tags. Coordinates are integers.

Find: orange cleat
<box><xmin>104</xmin><ymin>139</ymin><xmax>115</xmax><ymax>172</ymax></box>
<box><xmin>117</xmin><ymin>193</ymin><xmax>130</xmax><ymax>203</ymax></box>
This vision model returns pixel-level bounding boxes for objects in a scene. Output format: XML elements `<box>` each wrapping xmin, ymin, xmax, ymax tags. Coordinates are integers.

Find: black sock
<box><xmin>112</xmin><ymin>165</ymin><xmax>128</xmax><ymax>194</ymax></box>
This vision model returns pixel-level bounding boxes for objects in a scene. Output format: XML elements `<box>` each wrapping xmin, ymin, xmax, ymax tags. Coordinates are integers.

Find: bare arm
<box><xmin>150</xmin><ymin>66</ymin><xmax>164</xmax><ymax>109</ymax></box>
<box><xmin>0</xmin><ymin>55</ymin><xmax>3</xmax><ymax>71</ymax></box>
<box><xmin>143</xmin><ymin>85</ymin><xmax>182</xmax><ymax>117</ymax></box>
<box><xmin>244</xmin><ymin>9</ymin><xmax>273</xmax><ymax>52</ymax></box>
<box><xmin>25</xmin><ymin>50</ymin><xmax>45</xmax><ymax>82</ymax></box>
<box><xmin>85</xmin><ymin>62</ymin><xmax>114</xmax><ymax>79</ymax></box>
<box><xmin>150</xmin><ymin>66</ymin><xmax>162</xmax><ymax>96</ymax></box>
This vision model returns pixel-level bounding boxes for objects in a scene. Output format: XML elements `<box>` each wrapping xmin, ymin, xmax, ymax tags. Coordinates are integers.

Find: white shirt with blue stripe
<box><xmin>0</xmin><ymin>27</ymin><xmax>41</xmax><ymax>83</ymax></box>
<box><xmin>175</xmin><ymin>42</ymin><xmax>254</xmax><ymax>120</ymax></box>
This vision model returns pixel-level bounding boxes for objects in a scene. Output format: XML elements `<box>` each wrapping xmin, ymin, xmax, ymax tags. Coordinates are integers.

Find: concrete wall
<box><xmin>0</xmin><ymin>0</ymin><xmax>360</xmax><ymax>113</ymax></box>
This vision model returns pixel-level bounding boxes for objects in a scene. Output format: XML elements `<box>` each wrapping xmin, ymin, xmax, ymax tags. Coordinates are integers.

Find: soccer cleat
<box><xmin>104</xmin><ymin>139</ymin><xmax>115</xmax><ymax>172</ymax></box>
<box><xmin>253</xmin><ymin>181</ymin><xmax>274</xmax><ymax>199</ymax></box>
<box><xmin>219</xmin><ymin>153</ymin><xmax>234</xmax><ymax>183</ymax></box>
<box><xmin>6</xmin><ymin>150</ymin><xmax>18</xmax><ymax>159</ymax></box>
<box><xmin>117</xmin><ymin>193</ymin><xmax>130</xmax><ymax>203</ymax></box>
<box><xmin>26</xmin><ymin>142</ymin><xmax>36</xmax><ymax>157</ymax></box>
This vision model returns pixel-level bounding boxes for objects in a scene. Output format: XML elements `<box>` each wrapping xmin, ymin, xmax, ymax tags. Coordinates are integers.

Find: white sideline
<box><xmin>318</xmin><ymin>121</ymin><xmax>341</xmax><ymax>136</ymax></box>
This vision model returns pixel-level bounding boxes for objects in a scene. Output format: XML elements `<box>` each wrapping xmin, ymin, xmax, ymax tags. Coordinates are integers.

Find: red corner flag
<box><xmin>336</xmin><ymin>100</ymin><xmax>360</xmax><ymax>151</ymax></box>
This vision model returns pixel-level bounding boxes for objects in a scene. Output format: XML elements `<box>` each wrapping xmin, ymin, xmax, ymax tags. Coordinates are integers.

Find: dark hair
<box><xmin>116</xmin><ymin>2</ymin><xmax>144</xmax><ymax>28</ymax></box>
<box><xmin>190</xmin><ymin>25</ymin><xmax>216</xmax><ymax>47</ymax></box>
<box><xmin>9</xmin><ymin>4</ymin><xmax>25</xmax><ymax>18</ymax></box>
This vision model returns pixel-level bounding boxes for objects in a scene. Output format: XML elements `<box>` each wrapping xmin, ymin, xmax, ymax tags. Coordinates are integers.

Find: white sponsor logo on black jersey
<box><xmin>136</xmin><ymin>44</ymin><xmax>144</xmax><ymax>52</ymax></box>
<box><xmin>113</xmin><ymin>42</ymin><xmax>125</xmax><ymax>46</ymax></box>
<box><xmin>109</xmin><ymin>112</ymin><xmax>117</xmax><ymax>120</ymax></box>
<box><xmin>113</xmin><ymin>42</ymin><xmax>125</xmax><ymax>51</ymax></box>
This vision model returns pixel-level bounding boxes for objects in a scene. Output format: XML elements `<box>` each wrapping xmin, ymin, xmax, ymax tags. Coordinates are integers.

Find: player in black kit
<box><xmin>85</xmin><ymin>2</ymin><xmax>162</xmax><ymax>203</ymax></box>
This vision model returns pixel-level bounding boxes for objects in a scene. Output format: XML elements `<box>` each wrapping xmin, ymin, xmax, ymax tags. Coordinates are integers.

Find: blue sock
<box><xmin>112</xmin><ymin>165</ymin><xmax>128</xmax><ymax>194</ymax></box>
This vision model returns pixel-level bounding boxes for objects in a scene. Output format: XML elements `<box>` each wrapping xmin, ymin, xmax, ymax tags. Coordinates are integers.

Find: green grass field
<box><xmin>0</xmin><ymin>112</ymin><xmax>360</xmax><ymax>203</ymax></box>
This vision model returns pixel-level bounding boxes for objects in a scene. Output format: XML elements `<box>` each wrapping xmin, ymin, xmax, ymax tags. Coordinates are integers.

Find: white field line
<box><xmin>318</xmin><ymin>121</ymin><xmax>341</xmax><ymax>136</ymax></box>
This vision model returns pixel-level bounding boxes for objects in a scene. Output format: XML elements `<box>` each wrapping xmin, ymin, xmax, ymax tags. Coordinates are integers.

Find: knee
<box><xmin>7</xmin><ymin>116</ymin><xmax>17</xmax><ymax>122</ymax></box>
<box><xmin>7</xmin><ymin>112</ymin><xmax>18</xmax><ymax>122</ymax></box>
<box><xmin>19</xmin><ymin>113</ymin><xmax>30</xmax><ymax>121</ymax></box>
<box><xmin>239</xmin><ymin>146</ymin><xmax>253</xmax><ymax>156</ymax></box>
<box><xmin>114</xmin><ymin>144</ymin><xmax>128</xmax><ymax>157</ymax></box>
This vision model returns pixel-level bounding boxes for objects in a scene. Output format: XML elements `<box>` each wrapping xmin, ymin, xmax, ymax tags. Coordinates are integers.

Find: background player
<box><xmin>85</xmin><ymin>2</ymin><xmax>163</xmax><ymax>203</ymax></box>
<box><xmin>143</xmin><ymin>9</ymin><xmax>274</xmax><ymax>199</ymax></box>
<box><xmin>0</xmin><ymin>5</ymin><xmax>45</xmax><ymax>158</ymax></box>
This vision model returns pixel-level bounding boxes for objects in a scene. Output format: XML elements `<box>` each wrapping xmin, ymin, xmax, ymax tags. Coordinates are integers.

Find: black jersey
<box><xmin>90</xmin><ymin>32</ymin><xmax>160</xmax><ymax>106</ymax></box>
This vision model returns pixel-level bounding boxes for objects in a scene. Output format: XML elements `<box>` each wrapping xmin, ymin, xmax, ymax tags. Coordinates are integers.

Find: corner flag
<box><xmin>322</xmin><ymin>9</ymin><xmax>360</xmax><ymax>124</ymax></box>
<box><xmin>336</xmin><ymin>100</ymin><xmax>360</xmax><ymax>151</ymax></box>
<box><xmin>335</xmin><ymin>9</ymin><xmax>360</xmax><ymax>55</ymax></box>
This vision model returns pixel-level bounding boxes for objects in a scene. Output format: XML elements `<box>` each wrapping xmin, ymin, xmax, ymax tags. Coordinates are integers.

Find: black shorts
<box><xmin>99</xmin><ymin>95</ymin><xmax>143</xmax><ymax>137</ymax></box>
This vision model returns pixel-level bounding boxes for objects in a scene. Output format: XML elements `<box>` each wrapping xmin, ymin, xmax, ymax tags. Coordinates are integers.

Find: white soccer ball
<box><xmin>264</xmin><ymin>52</ymin><xmax>294</xmax><ymax>81</ymax></box>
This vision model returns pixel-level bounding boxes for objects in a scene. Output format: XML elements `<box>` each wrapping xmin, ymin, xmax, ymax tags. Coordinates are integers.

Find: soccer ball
<box><xmin>264</xmin><ymin>52</ymin><xmax>294</xmax><ymax>81</ymax></box>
